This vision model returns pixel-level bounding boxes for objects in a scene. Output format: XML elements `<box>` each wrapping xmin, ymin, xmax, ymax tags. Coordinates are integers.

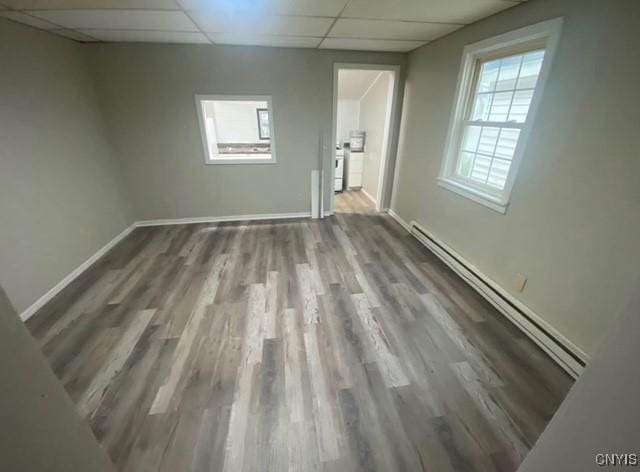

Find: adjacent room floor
<box><xmin>27</xmin><ymin>190</ymin><xmax>573</xmax><ymax>472</ymax></box>
<box><xmin>335</xmin><ymin>189</ymin><xmax>376</xmax><ymax>214</ymax></box>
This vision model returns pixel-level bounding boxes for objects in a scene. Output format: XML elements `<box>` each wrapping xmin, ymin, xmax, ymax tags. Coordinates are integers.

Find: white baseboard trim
<box><xmin>136</xmin><ymin>212</ymin><xmax>311</xmax><ymax>227</ymax></box>
<box><xmin>387</xmin><ymin>208</ymin><xmax>412</xmax><ymax>232</ymax></box>
<box><xmin>387</xmin><ymin>208</ymin><xmax>587</xmax><ymax>378</ymax></box>
<box><xmin>361</xmin><ymin>188</ymin><xmax>377</xmax><ymax>205</ymax></box>
<box><xmin>19</xmin><ymin>223</ymin><xmax>136</xmax><ymax>322</ymax></box>
<box><xmin>19</xmin><ymin>211</ymin><xmax>314</xmax><ymax>322</ymax></box>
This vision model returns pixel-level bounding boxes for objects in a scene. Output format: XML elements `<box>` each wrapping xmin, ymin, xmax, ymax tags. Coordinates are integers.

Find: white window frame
<box><xmin>195</xmin><ymin>94</ymin><xmax>277</xmax><ymax>165</ymax></box>
<box><xmin>438</xmin><ymin>18</ymin><xmax>563</xmax><ymax>213</ymax></box>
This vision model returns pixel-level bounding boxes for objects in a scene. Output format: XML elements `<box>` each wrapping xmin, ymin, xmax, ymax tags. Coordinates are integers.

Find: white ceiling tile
<box><xmin>320</xmin><ymin>37</ymin><xmax>426</xmax><ymax>52</ymax></box>
<box><xmin>0</xmin><ymin>11</ymin><xmax>59</xmax><ymax>28</ymax></box>
<box><xmin>80</xmin><ymin>29</ymin><xmax>209</xmax><ymax>43</ymax></box>
<box><xmin>189</xmin><ymin>11</ymin><xmax>332</xmax><ymax>36</ymax></box>
<box><xmin>3</xmin><ymin>0</ymin><xmax>178</xmax><ymax>9</ymax></box>
<box><xmin>342</xmin><ymin>0</ymin><xmax>428</xmax><ymax>21</ymax></box>
<box><xmin>30</xmin><ymin>9</ymin><xmax>197</xmax><ymax>31</ymax></box>
<box><xmin>329</xmin><ymin>18</ymin><xmax>462</xmax><ymax>41</ymax></box>
<box><xmin>207</xmin><ymin>32</ymin><xmax>321</xmax><ymax>48</ymax></box>
<box><xmin>262</xmin><ymin>0</ymin><xmax>348</xmax><ymax>17</ymax></box>
<box><xmin>178</xmin><ymin>0</ymin><xmax>348</xmax><ymax>17</ymax></box>
<box><xmin>1</xmin><ymin>0</ymin><xmax>523</xmax><ymax>48</ymax></box>
<box><xmin>342</xmin><ymin>0</ymin><xmax>517</xmax><ymax>24</ymax></box>
<box><xmin>50</xmin><ymin>28</ymin><xmax>99</xmax><ymax>41</ymax></box>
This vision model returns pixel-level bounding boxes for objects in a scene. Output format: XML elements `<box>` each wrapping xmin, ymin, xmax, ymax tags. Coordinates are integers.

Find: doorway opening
<box><xmin>330</xmin><ymin>64</ymin><xmax>400</xmax><ymax>214</ymax></box>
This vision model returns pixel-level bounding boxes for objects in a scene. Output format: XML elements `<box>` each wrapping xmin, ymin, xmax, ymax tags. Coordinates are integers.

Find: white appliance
<box><xmin>349</xmin><ymin>130</ymin><xmax>366</xmax><ymax>152</ymax></box>
<box><xmin>335</xmin><ymin>149</ymin><xmax>344</xmax><ymax>192</ymax></box>
<box><xmin>345</xmin><ymin>149</ymin><xmax>364</xmax><ymax>189</ymax></box>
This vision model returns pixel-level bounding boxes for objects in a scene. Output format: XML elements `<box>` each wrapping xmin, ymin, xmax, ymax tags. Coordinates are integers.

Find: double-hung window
<box><xmin>439</xmin><ymin>19</ymin><xmax>562</xmax><ymax>213</ymax></box>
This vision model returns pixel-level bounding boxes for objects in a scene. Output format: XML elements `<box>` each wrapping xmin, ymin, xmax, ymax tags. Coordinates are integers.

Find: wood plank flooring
<box><xmin>27</xmin><ymin>190</ymin><xmax>573</xmax><ymax>472</ymax></box>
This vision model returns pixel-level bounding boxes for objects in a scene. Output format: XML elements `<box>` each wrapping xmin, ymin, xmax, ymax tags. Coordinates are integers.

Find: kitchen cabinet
<box><xmin>335</xmin><ymin>149</ymin><xmax>344</xmax><ymax>191</ymax></box>
<box><xmin>345</xmin><ymin>150</ymin><xmax>365</xmax><ymax>189</ymax></box>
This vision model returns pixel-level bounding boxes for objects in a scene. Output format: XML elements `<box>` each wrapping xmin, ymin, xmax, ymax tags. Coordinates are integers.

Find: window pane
<box><xmin>470</xmin><ymin>50</ymin><xmax>545</xmax><ymax>125</ymax></box>
<box><xmin>477</xmin><ymin>126</ymin><xmax>500</xmax><ymax>154</ymax></box>
<box><xmin>461</xmin><ymin>125</ymin><xmax>482</xmax><ymax>152</ymax></box>
<box><xmin>508</xmin><ymin>89</ymin><xmax>534</xmax><ymax>122</ymax></box>
<box><xmin>458</xmin><ymin>151</ymin><xmax>475</xmax><ymax>178</ymax></box>
<box><xmin>495</xmin><ymin>55</ymin><xmax>522</xmax><ymax>91</ymax></box>
<box><xmin>487</xmin><ymin>158</ymin><xmax>511</xmax><ymax>189</ymax></box>
<box><xmin>494</xmin><ymin>128</ymin><xmax>520</xmax><ymax>159</ymax></box>
<box><xmin>488</xmin><ymin>91</ymin><xmax>513</xmax><ymax>121</ymax></box>
<box><xmin>477</xmin><ymin>59</ymin><xmax>500</xmax><ymax>92</ymax></box>
<box><xmin>455</xmin><ymin>126</ymin><xmax>519</xmax><ymax>189</ymax></box>
<box><xmin>470</xmin><ymin>154</ymin><xmax>491</xmax><ymax>183</ymax></box>
<box><xmin>517</xmin><ymin>50</ymin><xmax>545</xmax><ymax>89</ymax></box>
<box><xmin>471</xmin><ymin>93</ymin><xmax>492</xmax><ymax>121</ymax></box>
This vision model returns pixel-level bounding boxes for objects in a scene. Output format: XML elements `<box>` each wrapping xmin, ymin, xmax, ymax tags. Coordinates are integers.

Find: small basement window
<box><xmin>438</xmin><ymin>19</ymin><xmax>562</xmax><ymax>213</ymax></box>
<box><xmin>195</xmin><ymin>95</ymin><xmax>276</xmax><ymax>164</ymax></box>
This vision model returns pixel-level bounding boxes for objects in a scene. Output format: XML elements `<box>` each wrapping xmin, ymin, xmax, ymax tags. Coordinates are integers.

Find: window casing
<box><xmin>195</xmin><ymin>95</ymin><xmax>276</xmax><ymax>165</ymax></box>
<box><xmin>438</xmin><ymin>19</ymin><xmax>563</xmax><ymax>213</ymax></box>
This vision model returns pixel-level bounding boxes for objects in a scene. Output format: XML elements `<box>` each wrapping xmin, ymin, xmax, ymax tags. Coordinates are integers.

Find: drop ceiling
<box><xmin>0</xmin><ymin>0</ymin><xmax>526</xmax><ymax>52</ymax></box>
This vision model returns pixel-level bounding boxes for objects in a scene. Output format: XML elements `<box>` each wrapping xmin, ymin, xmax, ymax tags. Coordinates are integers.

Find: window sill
<box><xmin>205</xmin><ymin>155</ymin><xmax>276</xmax><ymax>165</ymax></box>
<box><xmin>437</xmin><ymin>177</ymin><xmax>508</xmax><ymax>214</ymax></box>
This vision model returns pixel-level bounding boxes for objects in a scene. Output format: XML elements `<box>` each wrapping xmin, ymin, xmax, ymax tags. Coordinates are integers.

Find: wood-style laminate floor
<box><xmin>27</xmin><ymin>190</ymin><xmax>572</xmax><ymax>472</ymax></box>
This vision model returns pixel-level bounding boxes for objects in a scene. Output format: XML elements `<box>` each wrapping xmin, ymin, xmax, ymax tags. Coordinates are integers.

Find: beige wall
<box><xmin>89</xmin><ymin>44</ymin><xmax>404</xmax><ymax>220</ymax></box>
<box><xmin>0</xmin><ymin>284</ymin><xmax>116</xmax><ymax>471</ymax></box>
<box><xmin>0</xmin><ymin>19</ymin><xmax>133</xmax><ymax>314</ymax></box>
<box><xmin>518</xmin><ymin>279</ymin><xmax>640</xmax><ymax>472</ymax></box>
<box><xmin>0</xmin><ymin>20</ymin><xmax>402</xmax><ymax>315</ymax></box>
<box><xmin>336</xmin><ymin>98</ymin><xmax>360</xmax><ymax>147</ymax></box>
<box><xmin>360</xmin><ymin>71</ymin><xmax>392</xmax><ymax>203</ymax></box>
<box><xmin>391</xmin><ymin>0</ymin><xmax>640</xmax><ymax>356</ymax></box>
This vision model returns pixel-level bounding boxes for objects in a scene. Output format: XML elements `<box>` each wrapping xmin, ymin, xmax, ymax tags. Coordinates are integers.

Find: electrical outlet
<box><xmin>514</xmin><ymin>273</ymin><xmax>528</xmax><ymax>292</ymax></box>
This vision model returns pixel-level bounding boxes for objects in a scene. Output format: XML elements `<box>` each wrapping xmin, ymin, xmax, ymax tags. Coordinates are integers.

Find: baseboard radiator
<box><xmin>408</xmin><ymin>219</ymin><xmax>587</xmax><ymax>378</ymax></box>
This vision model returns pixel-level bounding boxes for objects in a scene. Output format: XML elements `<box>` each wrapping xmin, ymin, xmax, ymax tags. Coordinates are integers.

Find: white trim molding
<box><xmin>361</xmin><ymin>187</ymin><xmax>377</xmax><ymax>205</ymax></box>
<box><xmin>387</xmin><ymin>208</ymin><xmax>587</xmax><ymax>378</ymax></box>
<box><xmin>19</xmin><ymin>224</ymin><xmax>136</xmax><ymax>321</ymax></box>
<box><xmin>386</xmin><ymin>208</ymin><xmax>411</xmax><ymax>232</ymax></box>
<box><xmin>438</xmin><ymin>18</ymin><xmax>564</xmax><ymax>213</ymax></box>
<box><xmin>437</xmin><ymin>178</ymin><xmax>508</xmax><ymax>213</ymax></box>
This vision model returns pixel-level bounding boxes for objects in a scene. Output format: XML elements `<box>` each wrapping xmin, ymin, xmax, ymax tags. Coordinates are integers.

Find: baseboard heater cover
<box><xmin>390</xmin><ymin>211</ymin><xmax>587</xmax><ymax>378</ymax></box>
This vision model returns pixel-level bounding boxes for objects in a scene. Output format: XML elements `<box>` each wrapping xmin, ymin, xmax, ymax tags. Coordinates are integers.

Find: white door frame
<box><xmin>329</xmin><ymin>63</ymin><xmax>402</xmax><ymax>214</ymax></box>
